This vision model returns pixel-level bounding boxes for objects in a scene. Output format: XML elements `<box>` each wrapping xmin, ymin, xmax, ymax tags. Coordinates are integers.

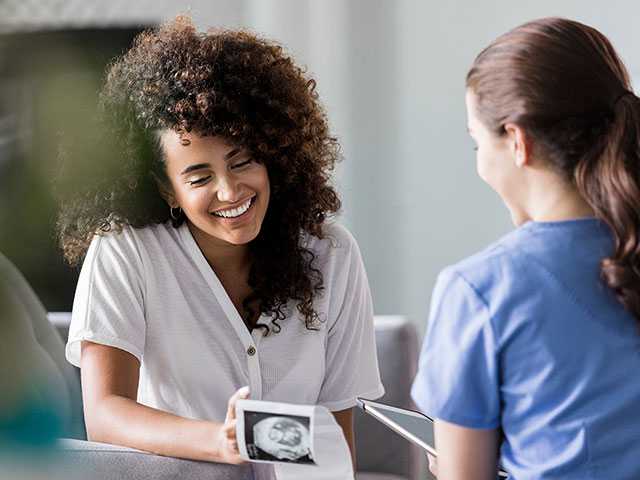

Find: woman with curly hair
<box><xmin>412</xmin><ymin>18</ymin><xmax>640</xmax><ymax>479</ymax></box>
<box><xmin>58</xmin><ymin>16</ymin><xmax>383</xmax><ymax>474</ymax></box>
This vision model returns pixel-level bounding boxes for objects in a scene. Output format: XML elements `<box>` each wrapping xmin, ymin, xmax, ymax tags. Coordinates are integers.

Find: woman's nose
<box><xmin>216</xmin><ymin>175</ymin><xmax>241</xmax><ymax>203</ymax></box>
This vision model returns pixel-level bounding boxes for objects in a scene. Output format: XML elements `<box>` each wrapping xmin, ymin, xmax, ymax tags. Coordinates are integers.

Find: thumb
<box><xmin>226</xmin><ymin>386</ymin><xmax>250</xmax><ymax>422</ymax></box>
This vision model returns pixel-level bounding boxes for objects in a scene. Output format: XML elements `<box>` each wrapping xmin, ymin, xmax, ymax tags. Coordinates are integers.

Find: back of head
<box><xmin>466</xmin><ymin>17</ymin><xmax>640</xmax><ymax>324</ymax></box>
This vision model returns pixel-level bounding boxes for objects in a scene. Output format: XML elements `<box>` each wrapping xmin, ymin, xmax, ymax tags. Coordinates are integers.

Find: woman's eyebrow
<box><xmin>224</xmin><ymin>148</ymin><xmax>242</xmax><ymax>161</ymax></box>
<box><xmin>180</xmin><ymin>163</ymin><xmax>210</xmax><ymax>175</ymax></box>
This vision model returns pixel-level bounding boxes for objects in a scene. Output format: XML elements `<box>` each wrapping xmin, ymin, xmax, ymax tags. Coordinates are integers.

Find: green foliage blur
<box><xmin>0</xmin><ymin>28</ymin><xmax>144</xmax><ymax>311</ymax></box>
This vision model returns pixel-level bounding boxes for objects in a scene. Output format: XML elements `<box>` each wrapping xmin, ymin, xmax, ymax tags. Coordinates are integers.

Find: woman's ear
<box><xmin>153</xmin><ymin>173</ymin><xmax>178</xmax><ymax>208</ymax></box>
<box><xmin>504</xmin><ymin>123</ymin><xmax>532</xmax><ymax>168</ymax></box>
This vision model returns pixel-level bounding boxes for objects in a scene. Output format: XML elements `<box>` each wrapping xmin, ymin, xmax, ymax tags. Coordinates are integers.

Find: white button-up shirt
<box><xmin>67</xmin><ymin>221</ymin><xmax>384</xmax><ymax>423</ymax></box>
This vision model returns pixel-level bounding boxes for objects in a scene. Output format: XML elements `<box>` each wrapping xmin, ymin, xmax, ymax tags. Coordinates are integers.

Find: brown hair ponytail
<box><xmin>575</xmin><ymin>92</ymin><xmax>640</xmax><ymax>320</ymax></box>
<box><xmin>466</xmin><ymin>17</ymin><xmax>640</xmax><ymax>322</ymax></box>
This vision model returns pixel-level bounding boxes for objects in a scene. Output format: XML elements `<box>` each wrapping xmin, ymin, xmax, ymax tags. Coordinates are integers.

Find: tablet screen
<box><xmin>359</xmin><ymin>399</ymin><xmax>435</xmax><ymax>453</ymax></box>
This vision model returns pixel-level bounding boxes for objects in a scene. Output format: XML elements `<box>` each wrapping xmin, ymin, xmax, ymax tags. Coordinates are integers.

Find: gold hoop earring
<box><xmin>170</xmin><ymin>206</ymin><xmax>182</xmax><ymax>220</ymax></box>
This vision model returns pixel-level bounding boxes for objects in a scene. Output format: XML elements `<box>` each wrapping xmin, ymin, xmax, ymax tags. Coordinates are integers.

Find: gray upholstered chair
<box><xmin>355</xmin><ymin>316</ymin><xmax>422</xmax><ymax>480</ymax></box>
<box><xmin>2</xmin><ymin>251</ymin><xmax>422</xmax><ymax>479</ymax></box>
<box><xmin>57</xmin><ymin>439</ymin><xmax>253</xmax><ymax>480</ymax></box>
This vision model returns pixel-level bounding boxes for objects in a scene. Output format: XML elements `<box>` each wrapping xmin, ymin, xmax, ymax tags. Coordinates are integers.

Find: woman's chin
<box><xmin>220</xmin><ymin>226</ymin><xmax>263</xmax><ymax>246</ymax></box>
<box><xmin>509</xmin><ymin>209</ymin><xmax>529</xmax><ymax>227</ymax></box>
<box><xmin>189</xmin><ymin>219</ymin><xmax>262</xmax><ymax>248</ymax></box>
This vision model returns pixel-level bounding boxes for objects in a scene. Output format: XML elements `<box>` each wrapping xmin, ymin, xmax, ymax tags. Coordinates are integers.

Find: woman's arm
<box><xmin>80</xmin><ymin>341</ymin><xmax>246</xmax><ymax>464</ymax></box>
<box><xmin>332</xmin><ymin>408</ymin><xmax>355</xmax><ymax>466</ymax></box>
<box><xmin>432</xmin><ymin>418</ymin><xmax>499</xmax><ymax>480</ymax></box>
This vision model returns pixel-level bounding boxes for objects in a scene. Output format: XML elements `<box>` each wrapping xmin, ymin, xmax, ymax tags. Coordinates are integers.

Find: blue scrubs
<box><xmin>411</xmin><ymin>218</ymin><xmax>640</xmax><ymax>479</ymax></box>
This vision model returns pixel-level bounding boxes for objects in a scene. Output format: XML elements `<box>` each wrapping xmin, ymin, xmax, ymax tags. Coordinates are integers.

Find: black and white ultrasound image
<box><xmin>243</xmin><ymin>411</ymin><xmax>315</xmax><ymax>464</ymax></box>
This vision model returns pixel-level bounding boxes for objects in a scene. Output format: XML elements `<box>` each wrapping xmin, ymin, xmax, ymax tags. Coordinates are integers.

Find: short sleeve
<box><xmin>411</xmin><ymin>268</ymin><xmax>500</xmax><ymax>429</ymax></box>
<box><xmin>317</xmin><ymin>228</ymin><xmax>385</xmax><ymax>411</ymax></box>
<box><xmin>66</xmin><ymin>230</ymin><xmax>146</xmax><ymax>367</ymax></box>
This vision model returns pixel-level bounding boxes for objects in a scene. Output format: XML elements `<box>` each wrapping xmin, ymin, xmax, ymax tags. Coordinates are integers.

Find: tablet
<box><xmin>357</xmin><ymin>398</ymin><xmax>508</xmax><ymax>478</ymax></box>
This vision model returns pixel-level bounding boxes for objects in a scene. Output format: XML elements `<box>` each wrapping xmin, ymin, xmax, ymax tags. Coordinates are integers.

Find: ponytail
<box><xmin>575</xmin><ymin>92</ymin><xmax>640</xmax><ymax>322</ymax></box>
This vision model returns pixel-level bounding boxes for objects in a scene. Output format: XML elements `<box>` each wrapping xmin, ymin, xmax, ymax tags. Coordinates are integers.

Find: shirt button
<box><xmin>247</xmin><ymin>346</ymin><xmax>256</xmax><ymax>356</ymax></box>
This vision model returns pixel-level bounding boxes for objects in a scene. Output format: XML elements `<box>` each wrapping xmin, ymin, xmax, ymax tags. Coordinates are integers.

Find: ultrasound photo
<box><xmin>242</xmin><ymin>411</ymin><xmax>315</xmax><ymax>464</ymax></box>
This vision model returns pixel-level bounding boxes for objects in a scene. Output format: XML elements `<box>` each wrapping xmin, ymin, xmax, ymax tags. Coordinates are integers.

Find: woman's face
<box><xmin>465</xmin><ymin>90</ymin><xmax>527</xmax><ymax>225</ymax></box>
<box><xmin>161</xmin><ymin>130</ymin><xmax>270</xmax><ymax>247</ymax></box>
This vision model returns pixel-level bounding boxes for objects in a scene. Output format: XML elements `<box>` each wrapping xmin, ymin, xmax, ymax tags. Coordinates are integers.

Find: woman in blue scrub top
<box><xmin>412</xmin><ymin>17</ymin><xmax>640</xmax><ymax>480</ymax></box>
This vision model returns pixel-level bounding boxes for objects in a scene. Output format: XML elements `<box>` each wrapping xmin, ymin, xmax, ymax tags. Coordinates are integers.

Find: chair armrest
<box><xmin>57</xmin><ymin>438</ymin><xmax>254</xmax><ymax>480</ymax></box>
<box><xmin>355</xmin><ymin>316</ymin><xmax>422</xmax><ymax>480</ymax></box>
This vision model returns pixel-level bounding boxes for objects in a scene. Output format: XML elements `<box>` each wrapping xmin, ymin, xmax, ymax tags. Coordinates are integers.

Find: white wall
<box><xmin>213</xmin><ymin>1</ymin><xmax>640</xmax><ymax>336</ymax></box>
<box><xmin>148</xmin><ymin>0</ymin><xmax>640</xmax><ymax>336</ymax></box>
<box><xmin>5</xmin><ymin>0</ymin><xmax>639</xmax><ymax>336</ymax></box>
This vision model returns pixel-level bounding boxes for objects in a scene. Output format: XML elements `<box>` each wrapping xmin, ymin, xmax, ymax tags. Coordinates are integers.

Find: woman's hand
<box><xmin>214</xmin><ymin>386</ymin><xmax>250</xmax><ymax>465</ymax></box>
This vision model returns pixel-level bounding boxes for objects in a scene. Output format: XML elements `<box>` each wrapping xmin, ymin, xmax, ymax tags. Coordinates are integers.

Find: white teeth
<box><xmin>213</xmin><ymin>199</ymin><xmax>252</xmax><ymax>218</ymax></box>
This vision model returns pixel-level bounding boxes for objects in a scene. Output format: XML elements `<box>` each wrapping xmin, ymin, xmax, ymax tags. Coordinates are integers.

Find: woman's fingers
<box><xmin>225</xmin><ymin>386</ymin><xmax>250</xmax><ymax>422</ymax></box>
<box><xmin>224</xmin><ymin>420</ymin><xmax>236</xmax><ymax>439</ymax></box>
<box><xmin>221</xmin><ymin>386</ymin><xmax>250</xmax><ymax>463</ymax></box>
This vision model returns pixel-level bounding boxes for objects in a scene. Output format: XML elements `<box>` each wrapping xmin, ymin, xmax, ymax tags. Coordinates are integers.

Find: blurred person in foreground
<box><xmin>0</xmin><ymin>252</ymin><xmax>65</xmax><ymax>472</ymax></box>
<box><xmin>56</xmin><ymin>16</ymin><xmax>383</xmax><ymax>479</ymax></box>
<box><xmin>412</xmin><ymin>17</ymin><xmax>640</xmax><ymax>480</ymax></box>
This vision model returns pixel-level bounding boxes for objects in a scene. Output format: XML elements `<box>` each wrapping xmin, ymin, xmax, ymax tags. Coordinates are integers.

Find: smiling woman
<box><xmin>160</xmin><ymin>132</ymin><xmax>271</xmax><ymax>249</ymax></box>
<box><xmin>57</xmin><ymin>16</ymin><xmax>342</xmax><ymax>333</ymax></box>
<box><xmin>55</xmin><ymin>16</ymin><xmax>384</xmax><ymax>479</ymax></box>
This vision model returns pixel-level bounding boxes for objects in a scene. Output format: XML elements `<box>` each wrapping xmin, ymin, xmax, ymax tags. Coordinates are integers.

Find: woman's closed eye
<box><xmin>186</xmin><ymin>159</ymin><xmax>253</xmax><ymax>185</ymax></box>
<box><xmin>188</xmin><ymin>175</ymin><xmax>212</xmax><ymax>186</ymax></box>
<box><xmin>231</xmin><ymin>158</ymin><xmax>254</xmax><ymax>170</ymax></box>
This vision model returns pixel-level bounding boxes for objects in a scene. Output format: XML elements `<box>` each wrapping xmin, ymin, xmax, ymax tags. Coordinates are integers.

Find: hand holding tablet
<box><xmin>357</xmin><ymin>398</ymin><xmax>509</xmax><ymax>478</ymax></box>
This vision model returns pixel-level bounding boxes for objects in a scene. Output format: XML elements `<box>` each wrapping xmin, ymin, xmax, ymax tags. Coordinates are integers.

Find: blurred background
<box><xmin>1</xmin><ymin>0</ymin><xmax>640</xmax><ymax>336</ymax></box>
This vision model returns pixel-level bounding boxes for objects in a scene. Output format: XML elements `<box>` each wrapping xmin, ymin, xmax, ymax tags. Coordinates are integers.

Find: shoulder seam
<box><xmin>448</xmin><ymin>269</ymin><xmax>500</xmax><ymax>348</ymax></box>
<box><xmin>126</xmin><ymin>227</ymin><xmax>148</xmax><ymax>308</ymax></box>
<box><xmin>84</xmin><ymin>235</ymin><xmax>104</xmax><ymax>326</ymax></box>
<box><xmin>452</xmin><ymin>240</ymin><xmax>509</xmax><ymax>273</ymax></box>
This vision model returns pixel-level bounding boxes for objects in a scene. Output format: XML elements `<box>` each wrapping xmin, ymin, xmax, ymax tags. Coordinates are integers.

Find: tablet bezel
<box><xmin>357</xmin><ymin>398</ymin><xmax>437</xmax><ymax>456</ymax></box>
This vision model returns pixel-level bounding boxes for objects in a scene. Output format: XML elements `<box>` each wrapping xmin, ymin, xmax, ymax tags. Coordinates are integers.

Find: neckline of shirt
<box><xmin>176</xmin><ymin>222</ymin><xmax>265</xmax><ymax>343</ymax></box>
<box><xmin>520</xmin><ymin>216</ymin><xmax>604</xmax><ymax>230</ymax></box>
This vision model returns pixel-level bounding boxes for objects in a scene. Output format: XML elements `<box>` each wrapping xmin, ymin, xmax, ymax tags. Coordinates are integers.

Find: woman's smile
<box><xmin>210</xmin><ymin>196</ymin><xmax>256</xmax><ymax>222</ymax></box>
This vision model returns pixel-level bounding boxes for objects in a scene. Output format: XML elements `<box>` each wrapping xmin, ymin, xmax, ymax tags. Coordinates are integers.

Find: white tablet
<box><xmin>357</xmin><ymin>398</ymin><xmax>509</xmax><ymax>478</ymax></box>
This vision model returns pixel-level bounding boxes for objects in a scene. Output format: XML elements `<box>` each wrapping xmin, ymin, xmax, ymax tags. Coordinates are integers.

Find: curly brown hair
<box><xmin>56</xmin><ymin>16</ymin><xmax>341</xmax><ymax>333</ymax></box>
